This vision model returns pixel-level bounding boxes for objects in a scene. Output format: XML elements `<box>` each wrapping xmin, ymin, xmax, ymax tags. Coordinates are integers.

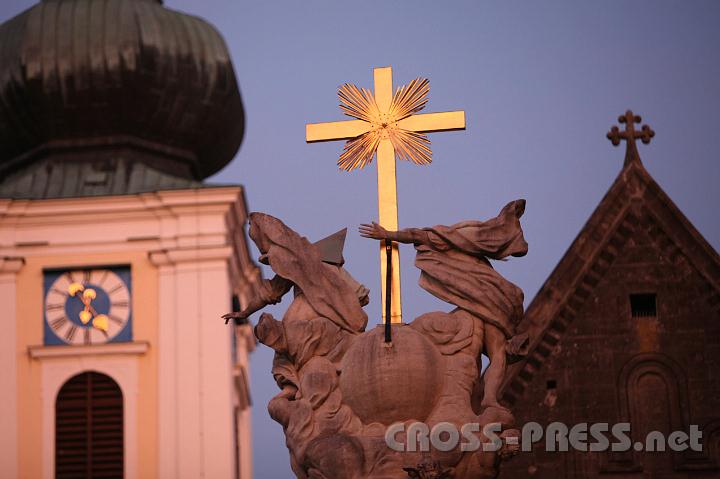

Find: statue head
<box><xmin>498</xmin><ymin>199</ymin><xmax>528</xmax><ymax>258</ymax></box>
<box><xmin>248</xmin><ymin>212</ymin><xmax>271</xmax><ymax>255</ymax></box>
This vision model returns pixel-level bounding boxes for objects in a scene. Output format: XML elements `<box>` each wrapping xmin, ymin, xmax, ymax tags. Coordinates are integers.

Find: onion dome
<box><xmin>0</xmin><ymin>0</ymin><xmax>245</xmax><ymax>198</ymax></box>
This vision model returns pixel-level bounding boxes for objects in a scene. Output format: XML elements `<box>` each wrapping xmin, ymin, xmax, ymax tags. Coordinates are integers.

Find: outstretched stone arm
<box><xmin>222</xmin><ymin>274</ymin><xmax>292</xmax><ymax>323</ymax></box>
<box><xmin>358</xmin><ymin>222</ymin><xmax>431</xmax><ymax>246</ymax></box>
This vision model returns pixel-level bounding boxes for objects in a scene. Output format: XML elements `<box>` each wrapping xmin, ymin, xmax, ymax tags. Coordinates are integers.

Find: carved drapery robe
<box><xmin>249</xmin><ymin>213</ymin><xmax>368</xmax><ymax>334</ymax></box>
<box><xmin>414</xmin><ymin>199</ymin><xmax>528</xmax><ymax>339</ymax></box>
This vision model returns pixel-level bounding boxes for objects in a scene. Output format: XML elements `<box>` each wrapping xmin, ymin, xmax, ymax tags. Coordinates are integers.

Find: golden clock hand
<box><xmin>92</xmin><ymin>314</ymin><xmax>109</xmax><ymax>332</ymax></box>
<box><xmin>79</xmin><ymin>309</ymin><xmax>93</xmax><ymax>324</ymax></box>
<box><xmin>77</xmin><ymin>289</ymin><xmax>96</xmax><ymax>324</ymax></box>
<box><xmin>64</xmin><ymin>280</ymin><xmax>113</xmax><ymax>334</ymax></box>
<box><xmin>84</xmin><ymin>304</ymin><xmax>108</xmax><ymax>332</ymax></box>
<box><xmin>68</xmin><ymin>282</ymin><xmax>85</xmax><ymax>297</ymax></box>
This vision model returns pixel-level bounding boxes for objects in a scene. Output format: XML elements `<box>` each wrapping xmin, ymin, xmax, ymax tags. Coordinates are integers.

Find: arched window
<box><xmin>55</xmin><ymin>371</ymin><xmax>124</xmax><ymax>478</ymax></box>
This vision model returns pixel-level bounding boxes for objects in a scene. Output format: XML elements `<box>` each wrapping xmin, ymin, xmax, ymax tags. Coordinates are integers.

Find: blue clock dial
<box><xmin>43</xmin><ymin>267</ymin><xmax>132</xmax><ymax>346</ymax></box>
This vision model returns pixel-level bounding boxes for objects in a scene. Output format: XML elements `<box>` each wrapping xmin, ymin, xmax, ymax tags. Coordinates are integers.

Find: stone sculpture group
<box><xmin>224</xmin><ymin>201</ymin><xmax>530</xmax><ymax>478</ymax></box>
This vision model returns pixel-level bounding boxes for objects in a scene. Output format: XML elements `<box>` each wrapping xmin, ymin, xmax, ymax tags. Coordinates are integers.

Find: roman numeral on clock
<box><xmin>50</xmin><ymin>288</ymin><xmax>69</xmax><ymax>298</ymax></box>
<box><xmin>65</xmin><ymin>325</ymin><xmax>78</xmax><ymax>342</ymax></box>
<box><xmin>46</xmin><ymin>303</ymin><xmax>64</xmax><ymax>312</ymax></box>
<box><xmin>50</xmin><ymin>316</ymin><xmax>68</xmax><ymax>331</ymax></box>
<box><xmin>112</xmin><ymin>300</ymin><xmax>129</xmax><ymax>308</ymax></box>
<box><xmin>107</xmin><ymin>284</ymin><xmax>124</xmax><ymax>295</ymax></box>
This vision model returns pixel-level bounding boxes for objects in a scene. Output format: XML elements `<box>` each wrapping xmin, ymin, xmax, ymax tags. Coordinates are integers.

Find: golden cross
<box><xmin>306</xmin><ymin>66</ymin><xmax>465</xmax><ymax>323</ymax></box>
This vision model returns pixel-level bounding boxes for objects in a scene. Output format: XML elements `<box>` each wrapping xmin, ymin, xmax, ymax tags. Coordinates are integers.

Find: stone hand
<box><xmin>221</xmin><ymin>307</ymin><xmax>253</xmax><ymax>324</ymax></box>
<box><xmin>359</xmin><ymin>222</ymin><xmax>389</xmax><ymax>241</ymax></box>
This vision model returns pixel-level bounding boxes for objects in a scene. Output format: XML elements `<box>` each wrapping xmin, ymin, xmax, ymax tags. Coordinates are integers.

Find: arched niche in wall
<box><xmin>603</xmin><ymin>353</ymin><xmax>690</xmax><ymax>473</ymax></box>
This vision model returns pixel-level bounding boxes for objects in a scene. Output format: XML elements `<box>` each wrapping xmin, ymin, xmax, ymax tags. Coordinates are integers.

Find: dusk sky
<box><xmin>1</xmin><ymin>1</ymin><xmax>718</xmax><ymax>477</ymax></box>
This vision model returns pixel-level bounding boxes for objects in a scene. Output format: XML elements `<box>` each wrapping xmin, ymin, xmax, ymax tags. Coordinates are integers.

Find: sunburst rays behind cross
<box><xmin>337</xmin><ymin>78</ymin><xmax>433</xmax><ymax>171</ymax></box>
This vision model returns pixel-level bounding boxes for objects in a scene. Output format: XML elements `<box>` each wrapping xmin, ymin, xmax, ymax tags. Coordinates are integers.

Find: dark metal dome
<box><xmin>0</xmin><ymin>0</ymin><xmax>245</xmax><ymax>186</ymax></box>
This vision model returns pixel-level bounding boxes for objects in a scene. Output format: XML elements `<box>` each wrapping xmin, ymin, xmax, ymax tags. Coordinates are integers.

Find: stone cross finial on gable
<box><xmin>607</xmin><ymin>110</ymin><xmax>655</xmax><ymax>166</ymax></box>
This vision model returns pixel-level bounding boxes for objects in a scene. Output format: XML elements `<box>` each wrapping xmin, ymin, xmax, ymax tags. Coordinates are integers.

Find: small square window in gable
<box><xmin>630</xmin><ymin>293</ymin><xmax>657</xmax><ymax>318</ymax></box>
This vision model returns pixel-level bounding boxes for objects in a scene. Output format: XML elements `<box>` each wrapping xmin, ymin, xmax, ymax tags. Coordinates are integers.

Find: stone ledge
<box><xmin>148</xmin><ymin>245</ymin><xmax>232</xmax><ymax>266</ymax></box>
<box><xmin>0</xmin><ymin>256</ymin><xmax>25</xmax><ymax>274</ymax></box>
<box><xmin>28</xmin><ymin>340</ymin><xmax>150</xmax><ymax>359</ymax></box>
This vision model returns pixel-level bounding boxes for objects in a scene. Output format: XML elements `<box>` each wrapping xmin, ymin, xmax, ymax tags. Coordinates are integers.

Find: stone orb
<box><xmin>339</xmin><ymin>324</ymin><xmax>444</xmax><ymax>425</ymax></box>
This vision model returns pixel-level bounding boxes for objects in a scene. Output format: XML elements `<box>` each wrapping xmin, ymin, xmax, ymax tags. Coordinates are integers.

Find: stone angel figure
<box><xmin>359</xmin><ymin>199</ymin><xmax>530</xmax><ymax>409</ymax></box>
<box><xmin>223</xmin><ymin>212</ymin><xmax>369</xmax><ymax>332</ymax></box>
<box><xmin>222</xmin><ymin>213</ymin><xmax>371</xmax><ymax>477</ymax></box>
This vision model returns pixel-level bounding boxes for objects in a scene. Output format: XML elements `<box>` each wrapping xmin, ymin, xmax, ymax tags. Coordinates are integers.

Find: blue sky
<box><xmin>1</xmin><ymin>1</ymin><xmax>718</xmax><ymax>477</ymax></box>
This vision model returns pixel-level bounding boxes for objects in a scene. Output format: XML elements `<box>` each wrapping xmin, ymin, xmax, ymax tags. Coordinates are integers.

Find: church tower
<box><xmin>0</xmin><ymin>1</ymin><xmax>260</xmax><ymax>477</ymax></box>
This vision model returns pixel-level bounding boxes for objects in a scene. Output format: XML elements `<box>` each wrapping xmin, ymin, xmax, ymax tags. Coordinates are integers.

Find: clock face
<box><xmin>43</xmin><ymin>267</ymin><xmax>132</xmax><ymax>346</ymax></box>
